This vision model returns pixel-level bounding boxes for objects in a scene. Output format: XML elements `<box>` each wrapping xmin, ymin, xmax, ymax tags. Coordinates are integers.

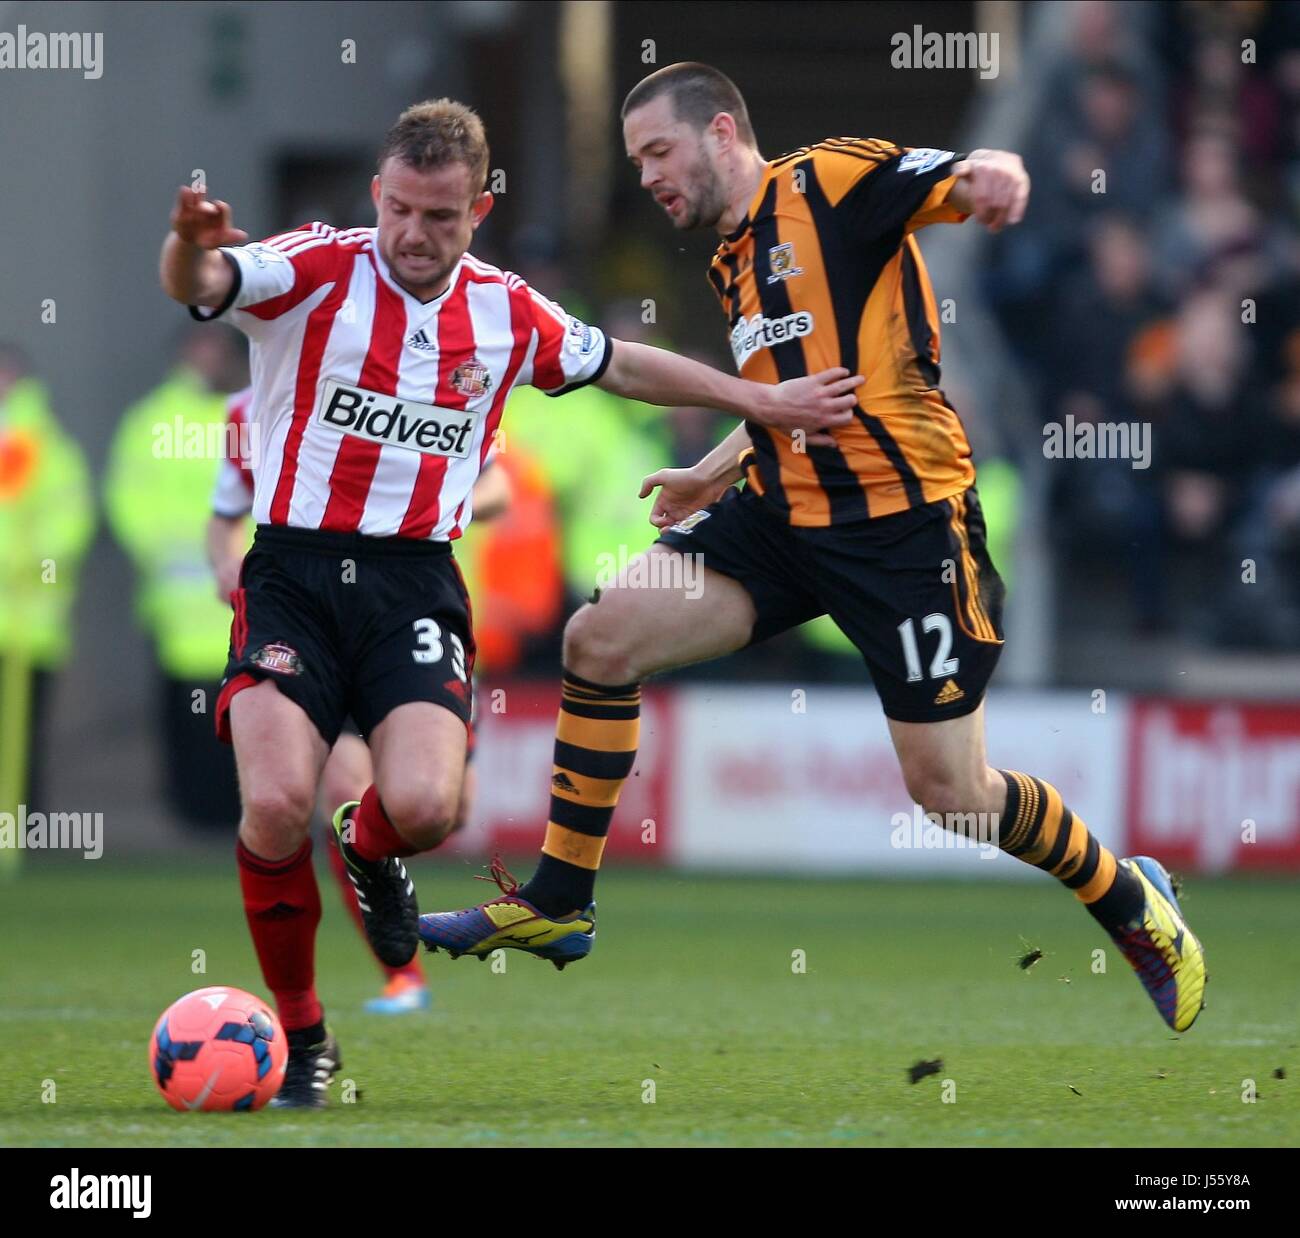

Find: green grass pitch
<box><xmin>1</xmin><ymin>861</ymin><xmax>1295</xmax><ymax>1147</ymax></box>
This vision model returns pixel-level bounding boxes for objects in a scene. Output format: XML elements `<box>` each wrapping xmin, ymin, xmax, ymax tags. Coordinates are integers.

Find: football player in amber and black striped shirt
<box><xmin>418</xmin><ymin>64</ymin><xmax>1207</xmax><ymax>1034</ymax></box>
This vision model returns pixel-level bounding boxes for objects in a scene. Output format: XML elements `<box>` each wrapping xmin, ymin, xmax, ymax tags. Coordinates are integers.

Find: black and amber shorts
<box><xmin>656</xmin><ymin>484</ymin><xmax>1005</xmax><ymax>723</ymax></box>
<box><xmin>217</xmin><ymin>525</ymin><xmax>476</xmax><ymax>747</ymax></box>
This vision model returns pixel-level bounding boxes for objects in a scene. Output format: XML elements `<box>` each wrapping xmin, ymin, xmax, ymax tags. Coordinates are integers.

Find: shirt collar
<box><xmin>371</xmin><ymin>235</ymin><xmax>463</xmax><ymax>309</ymax></box>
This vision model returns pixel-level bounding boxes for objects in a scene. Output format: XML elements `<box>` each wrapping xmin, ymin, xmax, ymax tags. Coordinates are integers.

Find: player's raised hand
<box><xmin>752</xmin><ymin>367</ymin><xmax>862</xmax><ymax>440</ymax></box>
<box><xmin>949</xmin><ymin>149</ymin><xmax>1029</xmax><ymax>233</ymax></box>
<box><xmin>170</xmin><ymin>185</ymin><xmax>248</xmax><ymax>248</ymax></box>
<box><xmin>639</xmin><ymin>466</ymin><xmax>732</xmax><ymax>528</ymax></box>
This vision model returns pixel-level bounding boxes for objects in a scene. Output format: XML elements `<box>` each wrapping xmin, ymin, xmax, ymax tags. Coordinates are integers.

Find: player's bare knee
<box><xmin>563</xmin><ymin>601</ymin><xmax>639</xmax><ymax>684</ymax></box>
<box><xmin>241</xmin><ymin>779</ymin><xmax>315</xmax><ymax>830</ymax></box>
<box><xmin>903</xmin><ymin>769</ymin><xmax>972</xmax><ymax>819</ymax></box>
<box><xmin>382</xmin><ymin>782</ymin><xmax>460</xmax><ymax>850</ymax></box>
<box><xmin>908</xmin><ymin>764</ymin><xmax>1001</xmax><ymax>819</ymax></box>
<box><xmin>238</xmin><ymin>780</ymin><xmax>315</xmax><ymax>856</ymax></box>
<box><xmin>397</xmin><ymin>806</ymin><xmax>458</xmax><ymax>850</ymax></box>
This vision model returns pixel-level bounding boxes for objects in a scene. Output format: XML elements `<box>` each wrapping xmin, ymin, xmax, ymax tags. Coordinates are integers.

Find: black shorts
<box><xmin>217</xmin><ymin>525</ymin><xmax>476</xmax><ymax>747</ymax></box>
<box><xmin>656</xmin><ymin>485</ymin><xmax>1005</xmax><ymax>723</ymax></box>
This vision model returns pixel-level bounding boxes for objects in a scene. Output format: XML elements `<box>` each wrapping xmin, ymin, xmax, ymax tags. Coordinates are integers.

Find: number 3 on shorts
<box><xmin>412</xmin><ymin>617</ymin><xmax>467</xmax><ymax>681</ymax></box>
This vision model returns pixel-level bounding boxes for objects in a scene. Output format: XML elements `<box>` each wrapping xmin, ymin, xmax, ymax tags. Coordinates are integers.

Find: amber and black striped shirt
<box><xmin>710</xmin><ymin>137</ymin><xmax>975</xmax><ymax>526</ymax></box>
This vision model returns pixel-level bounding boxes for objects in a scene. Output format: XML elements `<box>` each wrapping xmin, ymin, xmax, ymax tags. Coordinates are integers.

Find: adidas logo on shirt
<box><xmin>406</xmin><ymin>329</ymin><xmax>436</xmax><ymax>351</ymax></box>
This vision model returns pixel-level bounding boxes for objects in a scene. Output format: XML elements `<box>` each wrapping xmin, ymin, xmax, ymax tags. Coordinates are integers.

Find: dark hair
<box><xmin>377</xmin><ymin>98</ymin><xmax>490</xmax><ymax>192</ymax></box>
<box><xmin>621</xmin><ymin>62</ymin><xmax>755</xmax><ymax>146</ymax></box>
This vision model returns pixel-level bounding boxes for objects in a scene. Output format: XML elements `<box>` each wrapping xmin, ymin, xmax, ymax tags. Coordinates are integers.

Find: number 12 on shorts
<box><xmin>412</xmin><ymin>617</ymin><xmax>467</xmax><ymax>681</ymax></box>
<box><xmin>897</xmin><ymin>613</ymin><xmax>958</xmax><ymax>682</ymax></box>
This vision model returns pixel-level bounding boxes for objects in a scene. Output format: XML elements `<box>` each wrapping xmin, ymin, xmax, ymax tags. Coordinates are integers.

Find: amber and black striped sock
<box><xmin>518</xmin><ymin>670</ymin><xmax>641</xmax><ymax>917</ymax></box>
<box><xmin>997</xmin><ymin>770</ymin><xmax>1144</xmax><ymax>930</ymax></box>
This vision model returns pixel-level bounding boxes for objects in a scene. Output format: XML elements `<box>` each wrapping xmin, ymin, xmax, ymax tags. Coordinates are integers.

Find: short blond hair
<box><xmin>377</xmin><ymin>99</ymin><xmax>490</xmax><ymax>192</ymax></box>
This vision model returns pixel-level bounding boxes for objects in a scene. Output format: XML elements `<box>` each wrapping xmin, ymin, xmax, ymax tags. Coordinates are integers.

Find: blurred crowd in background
<box><xmin>989</xmin><ymin>0</ymin><xmax>1300</xmax><ymax>650</ymax></box>
<box><xmin>2</xmin><ymin>1</ymin><xmax>1299</xmax><ymax>831</ymax></box>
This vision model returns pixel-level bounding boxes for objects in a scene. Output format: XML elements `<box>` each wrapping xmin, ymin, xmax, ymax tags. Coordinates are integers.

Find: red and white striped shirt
<box><xmin>210</xmin><ymin>383</ymin><xmax>500</xmax><ymax>519</ymax></box>
<box><xmin>211</xmin><ymin>386</ymin><xmax>256</xmax><ymax>517</ymax></box>
<box><xmin>193</xmin><ymin>222</ymin><xmax>610</xmax><ymax>540</ymax></box>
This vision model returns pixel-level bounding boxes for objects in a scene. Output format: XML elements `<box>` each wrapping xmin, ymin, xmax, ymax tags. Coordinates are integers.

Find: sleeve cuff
<box><xmin>187</xmin><ymin>250</ymin><xmax>243</xmax><ymax>322</ymax></box>
<box><xmin>541</xmin><ymin>333</ymin><xmax>614</xmax><ymax>398</ymax></box>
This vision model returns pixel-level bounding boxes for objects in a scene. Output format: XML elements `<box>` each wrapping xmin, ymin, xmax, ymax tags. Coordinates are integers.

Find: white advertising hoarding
<box><xmin>671</xmin><ymin>686</ymin><xmax>1128</xmax><ymax>876</ymax></box>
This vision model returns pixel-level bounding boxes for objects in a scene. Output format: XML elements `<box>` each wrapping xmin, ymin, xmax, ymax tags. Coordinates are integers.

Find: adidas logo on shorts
<box><xmin>933</xmin><ymin>679</ymin><xmax>965</xmax><ymax>706</ymax></box>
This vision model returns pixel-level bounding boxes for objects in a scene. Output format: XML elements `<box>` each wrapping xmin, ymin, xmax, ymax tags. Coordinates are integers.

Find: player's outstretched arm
<box><xmin>160</xmin><ymin>186</ymin><xmax>248</xmax><ymax>306</ymax></box>
<box><xmin>638</xmin><ymin>410</ymin><xmax>846</xmax><ymax>528</ymax></box>
<box><xmin>598</xmin><ymin>339</ymin><xmax>862</xmax><ymax>437</ymax></box>
<box><xmin>639</xmin><ymin>422</ymin><xmax>751</xmax><ymax>528</ymax></box>
<box><xmin>946</xmin><ymin>149</ymin><xmax>1030</xmax><ymax>232</ymax></box>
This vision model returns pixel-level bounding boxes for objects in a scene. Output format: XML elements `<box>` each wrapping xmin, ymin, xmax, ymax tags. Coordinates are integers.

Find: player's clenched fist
<box><xmin>750</xmin><ymin>366</ymin><xmax>863</xmax><ymax>439</ymax></box>
<box><xmin>170</xmin><ymin>186</ymin><xmax>248</xmax><ymax>248</ymax></box>
<box><xmin>948</xmin><ymin>149</ymin><xmax>1030</xmax><ymax>233</ymax></box>
<box><xmin>160</xmin><ymin>187</ymin><xmax>245</xmax><ymax>306</ymax></box>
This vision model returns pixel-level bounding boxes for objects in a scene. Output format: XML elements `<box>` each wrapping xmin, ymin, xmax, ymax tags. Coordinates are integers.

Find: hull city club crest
<box><xmin>766</xmin><ymin>242</ymin><xmax>803</xmax><ymax>283</ymax></box>
<box><xmin>450</xmin><ymin>359</ymin><xmax>492</xmax><ymax>399</ymax></box>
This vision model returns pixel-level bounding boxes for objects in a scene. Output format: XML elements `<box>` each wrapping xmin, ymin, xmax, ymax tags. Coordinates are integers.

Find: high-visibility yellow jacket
<box><xmin>0</xmin><ymin>379</ymin><xmax>95</xmax><ymax>667</ymax></box>
<box><xmin>501</xmin><ymin>383</ymin><xmax>663</xmax><ymax>598</ymax></box>
<box><xmin>104</xmin><ymin>368</ymin><xmax>236</xmax><ymax>680</ymax></box>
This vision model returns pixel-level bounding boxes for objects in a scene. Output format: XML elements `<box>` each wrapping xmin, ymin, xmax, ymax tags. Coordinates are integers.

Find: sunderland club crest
<box><xmin>451</xmin><ymin>359</ymin><xmax>492</xmax><ymax>399</ymax></box>
<box><xmin>250</xmin><ymin>643</ymin><xmax>303</xmax><ymax>675</ymax></box>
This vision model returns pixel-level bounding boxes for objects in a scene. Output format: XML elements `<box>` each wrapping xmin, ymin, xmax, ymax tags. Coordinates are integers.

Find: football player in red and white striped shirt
<box><xmin>207</xmin><ymin>386</ymin><xmax>509</xmax><ymax>1018</ymax></box>
<box><xmin>160</xmin><ymin>98</ymin><xmax>863</xmax><ymax>1106</ymax></box>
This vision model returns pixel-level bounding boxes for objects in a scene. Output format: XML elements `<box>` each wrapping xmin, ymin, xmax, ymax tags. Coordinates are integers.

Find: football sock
<box><xmin>349</xmin><ymin>784</ymin><xmax>419</xmax><ymax>862</ymax></box>
<box><xmin>236</xmin><ymin>836</ymin><xmax>323</xmax><ymax>1033</ymax></box>
<box><xmin>518</xmin><ymin>670</ymin><xmax>641</xmax><ymax>917</ymax></box>
<box><xmin>997</xmin><ymin>770</ymin><xmax>1144</xmax><ymax>930</ymax></box>
<box><xmin>287</xmin><ymin>1021</ymin><xmax>327</xmax><ymax>1050</ymax></box>
<box><xmin>324</xmin><ymin>824</ymin><xmax>424</xmax><ymax>983</ymax></box>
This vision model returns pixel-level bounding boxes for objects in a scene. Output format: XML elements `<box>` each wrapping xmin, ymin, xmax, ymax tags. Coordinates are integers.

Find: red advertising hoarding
<box><xmin>1126</xmin><ymin>700</ymin><xmax>1300</xmax><ymax>873</ymax></box>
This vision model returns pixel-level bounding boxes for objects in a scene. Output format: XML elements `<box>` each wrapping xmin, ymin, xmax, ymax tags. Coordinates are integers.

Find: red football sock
<box><xmin>388</xmin><ymin>958</ymin><xmax>425</xmax><ymax>984</ymax></box>
<box><xmin>236</xmin><ymin>836</ymin><xmax>323</xmax><ymax>1033</ymax></box>
<box><xmin>349</xmin><ymin>785</ymin><xmax>418</xmax><ymax>862</ymax></box>
<box><xmin>324</xmin><ymin>823</ymin><xmax>424</xmax><ymax>983</ymax></box>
